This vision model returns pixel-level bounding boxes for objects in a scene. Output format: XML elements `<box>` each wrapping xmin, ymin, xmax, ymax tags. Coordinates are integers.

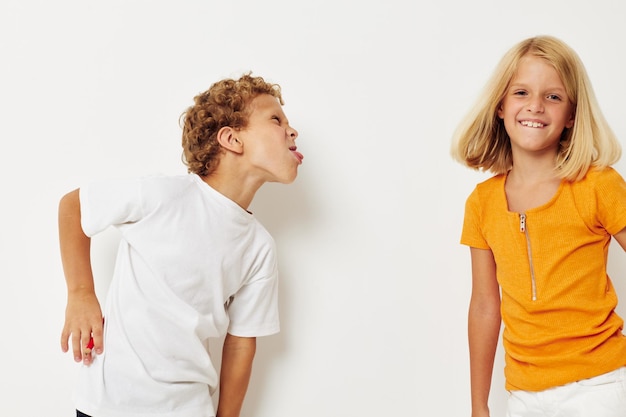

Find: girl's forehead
<box><xmin>511</xmin><ymin>56</ymin><xmax>565</xmax><ymax>85</ymax></box>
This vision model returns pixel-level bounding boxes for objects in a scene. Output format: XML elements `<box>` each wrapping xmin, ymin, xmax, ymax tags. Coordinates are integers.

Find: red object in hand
<box><xmin>86</xmin><ymin>317</ymin><xmax>104</xmax><ymax>350</ymax></box>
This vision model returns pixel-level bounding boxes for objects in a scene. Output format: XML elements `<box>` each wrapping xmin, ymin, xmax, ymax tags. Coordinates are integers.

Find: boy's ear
<box><xmin>216</xmin><ymin>126</ymin><xmax>243</xmax><ymax>154</ymax></box>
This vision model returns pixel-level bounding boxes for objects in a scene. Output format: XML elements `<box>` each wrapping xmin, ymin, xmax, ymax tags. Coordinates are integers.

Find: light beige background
<box><xmin>1</xmin><ymin>0</ymin><xmax>625</xmax><ymax>415</ymax></box>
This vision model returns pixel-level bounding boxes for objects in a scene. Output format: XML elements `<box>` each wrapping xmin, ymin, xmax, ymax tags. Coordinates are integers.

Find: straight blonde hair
<box><xmin>451</xmin><ymin>35</ymin><xmax>620</xmax><ymax>181</ymax></box>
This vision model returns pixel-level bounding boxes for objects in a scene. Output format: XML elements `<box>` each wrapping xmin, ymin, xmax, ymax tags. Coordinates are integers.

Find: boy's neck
<box><xmin>200</xmin><ymin>172</ymin><xmax>263</xmax><ymax>211</ymax></box>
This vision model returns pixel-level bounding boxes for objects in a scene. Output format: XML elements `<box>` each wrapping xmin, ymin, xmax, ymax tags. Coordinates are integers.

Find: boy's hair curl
<box><xmin>181</xmin><ymin>73</ymin><xmax>283</xmax><ymax>176</ymax></box>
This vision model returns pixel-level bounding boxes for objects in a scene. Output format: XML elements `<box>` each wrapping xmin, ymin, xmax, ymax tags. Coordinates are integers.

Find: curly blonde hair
<box><xmin>451</xmin><ymin>35</ymin><xmax>620</xmax><ymax>181</ymax></box>
<box><xmin>181</xmin><ymin>73</ymin><xmax>283</xmax><ymax>176</ymax></box>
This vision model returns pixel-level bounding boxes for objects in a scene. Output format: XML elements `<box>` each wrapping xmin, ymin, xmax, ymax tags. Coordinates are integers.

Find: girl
<box><xmin>452</xmin><ymin>35</ymin><xmax>626</xmax><ymax>417</ymax></box>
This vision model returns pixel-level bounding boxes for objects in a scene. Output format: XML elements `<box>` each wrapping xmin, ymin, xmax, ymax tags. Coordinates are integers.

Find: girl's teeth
<box><xmin>521</xmin><ymin>121</ymin><xmax>544</xmax><ymax>128</ymax></box>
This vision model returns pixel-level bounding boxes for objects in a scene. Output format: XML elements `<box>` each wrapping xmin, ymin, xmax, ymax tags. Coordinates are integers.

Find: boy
<box><xmin>59</xmin><ymin>74</ymin><xmax>303</xmax><ymax>417</ymax></box>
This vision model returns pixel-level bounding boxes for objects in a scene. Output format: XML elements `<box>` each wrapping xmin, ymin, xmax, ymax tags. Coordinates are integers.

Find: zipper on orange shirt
<box><xmin>520</xmin><ymin>213</ymin><xmax>537</xmax><ymax>301</ymax></box>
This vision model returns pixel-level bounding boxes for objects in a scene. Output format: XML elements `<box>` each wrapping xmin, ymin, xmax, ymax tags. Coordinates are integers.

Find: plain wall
<box><xmin>2</xmin><ymin>1</ymin><xmax>626</xmax><ymax>415</ymax></box>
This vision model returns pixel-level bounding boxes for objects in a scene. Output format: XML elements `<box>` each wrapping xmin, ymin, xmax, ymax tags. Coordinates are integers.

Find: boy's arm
<box><xmin>468</xmin><ymin>247</ymin><xmax>501</xmax><ymax>417</ymax></box>
<box><xmin>59</xmin><ymin>189</ymin><xmax>103</xmax><ymax>365</ymax></box>
<box><xmin>217</xmin><ymin>334</ymin><xmax>257</xmax><ymax>417</ymax></box>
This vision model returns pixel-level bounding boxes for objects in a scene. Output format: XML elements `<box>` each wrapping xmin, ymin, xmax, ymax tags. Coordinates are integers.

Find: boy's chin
<box><xmin>270</xmin><ymin>170</ymin><xmax>299</xmax><ymax>185</ymax></box>
<box><xmin>271</xmin><ymin>177</ymin><xmax>297</xmax><ymax>185</ymax></box>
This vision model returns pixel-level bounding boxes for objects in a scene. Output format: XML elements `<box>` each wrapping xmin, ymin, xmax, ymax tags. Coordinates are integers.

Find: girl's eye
<box><xmin>513</xmin><ymin>90</ymin><xmax>527</xmax><ymax>96</ymax></box>
<box><xmin>547</xmin><ymin>94</ymin><xmax>561</xmax><ymax>101</ymax></box>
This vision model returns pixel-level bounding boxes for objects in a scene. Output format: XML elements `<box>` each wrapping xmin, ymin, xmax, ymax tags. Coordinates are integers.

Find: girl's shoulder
<box><xmin>473</xmin><ymin>173</ymin><xmax>506</xmax><ymax>193</ymax></box>
<box><xmin>575</xmin><ymin>166</ymin><xmax>624</xmax><ymax>188</ymax></box>
<box><xmin>571</xmin><ymin>166</ymin><xmax>626</xmax><ymax>234</ymax></box>
<box><xmin>568</xmin><ymin>167</ymin><xmax>626</xmax><ymax>214</ymax></box>
<box><xmin>465</xmin><ymin>174</ymin><xmax>507</xmax><ymax>209</ymax></box>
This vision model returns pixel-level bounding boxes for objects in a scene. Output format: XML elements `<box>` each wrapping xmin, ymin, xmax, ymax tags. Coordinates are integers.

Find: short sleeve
<box><xmin>79</xmin><ymin>178</ymin><xmax>144</xmax><ymax>237</ymax></box>
<box><xmin>594</xmin><ymin>168</ymin><xmax>626</xmax><ymax>235</ymax></box>
<box><xmin>460</xmin><ymin>187</ymin><xmax>490</xmax><ymax>249</ymax></box>
<box><xmin>226</xmin><ymin>262</ymin><xmax>280</xmax><ymax>337</ymax></box>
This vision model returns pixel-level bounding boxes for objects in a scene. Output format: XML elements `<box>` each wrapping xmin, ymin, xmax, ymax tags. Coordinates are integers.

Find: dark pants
<box><xmin>76</xmin><ymin>411</ymin><xmax>91</xmax><ymax>417</ymax></box>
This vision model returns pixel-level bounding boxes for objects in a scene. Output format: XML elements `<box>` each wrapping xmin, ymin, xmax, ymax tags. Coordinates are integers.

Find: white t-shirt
<box><xmin>74</xmin><ymin>174</ymin><xmax>280</xmax><ymax>417</ymax></box>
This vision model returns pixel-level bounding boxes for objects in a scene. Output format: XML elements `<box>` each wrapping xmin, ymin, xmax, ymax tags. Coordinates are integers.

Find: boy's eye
<box><xmin>271</xmin><ymin>116</ymin><xmax>281</xmax><ymax>123</ymax></box>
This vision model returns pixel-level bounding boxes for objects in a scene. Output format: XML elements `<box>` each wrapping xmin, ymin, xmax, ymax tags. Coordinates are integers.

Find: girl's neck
<box><xmin>506</xmin><ymin>160</ymin><xmax>562</xmax><ymax>213</ymax></box>
<box><xmin>507</xmin><ymin>149</ymin><xmax>559</xmax><ymax>186</ymax></box>
<box><xmin>507</xmin><ymin>164</ymin><xmax>559</xmax><ymax>186</ymax></box>
<box><xmin>505</xmin><ymin>151</ymin><xmax>562</xmax><ymax>213</ymax></box>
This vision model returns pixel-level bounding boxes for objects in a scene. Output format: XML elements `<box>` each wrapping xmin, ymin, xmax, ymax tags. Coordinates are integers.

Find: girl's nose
<box><xmin>527</xmin><ymin>97</ymin><xmax>544</xmax><ymax>113</ymax></box>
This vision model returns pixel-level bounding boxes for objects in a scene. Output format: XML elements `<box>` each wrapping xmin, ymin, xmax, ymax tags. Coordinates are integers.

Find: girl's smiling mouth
<box><xmin>520</xmin><ymin>120</ymin><xmax>545</xmax><ymax>128</ymax></box>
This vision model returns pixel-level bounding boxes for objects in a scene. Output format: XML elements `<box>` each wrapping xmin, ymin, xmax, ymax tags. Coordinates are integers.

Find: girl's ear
<box><xmin>565</xmin><ymin>110</ymin><xmax>575</xmax><ymax>129</ymax></box>
<box><xmin>497</xmin><ymin>102</ymin><xmax>504</xmax><ymax>119</ymax></box>
<box><xmin>216</xmin><ymin>127</ymin><xmax>243</xmax><ymax>154</ymax></box>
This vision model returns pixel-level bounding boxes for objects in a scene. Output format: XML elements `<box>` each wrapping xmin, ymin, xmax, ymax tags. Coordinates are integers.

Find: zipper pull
<box><xmin>520</xmin><ymin>213</ymin><xmax>526</xmax><ymax>233</ymax></box>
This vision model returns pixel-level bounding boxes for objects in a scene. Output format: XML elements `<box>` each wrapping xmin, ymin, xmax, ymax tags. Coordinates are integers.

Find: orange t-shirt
<box><xmin>462</xmin><ymin>167</ymin><xmax>626</xmax><ymax>391</ymax></box>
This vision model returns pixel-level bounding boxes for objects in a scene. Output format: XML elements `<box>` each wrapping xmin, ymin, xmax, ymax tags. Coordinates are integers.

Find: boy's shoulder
<box><xmin>139</xmin><ymin>173</ymin><xmax>197</xmax><ymax>191</ymax></box>
<box><xmin>129</xmin><ymin>173</ymin><xmax>200</xmax><ymax>206</ymax></box>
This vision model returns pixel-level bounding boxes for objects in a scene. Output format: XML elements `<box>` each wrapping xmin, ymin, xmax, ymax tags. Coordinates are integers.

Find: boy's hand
<box><xmin>61</xmin><ymin>290</ymin><xmax>103</xmax><ymax>366</ymax></box>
